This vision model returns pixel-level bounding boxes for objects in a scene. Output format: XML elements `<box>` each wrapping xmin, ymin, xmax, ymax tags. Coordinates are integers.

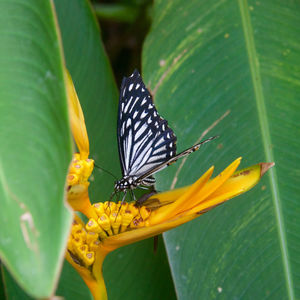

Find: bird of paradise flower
<box><xmin>64</xmin><ymin>70</ymin><xmax>274</xmax><ymax>300</ymax></box>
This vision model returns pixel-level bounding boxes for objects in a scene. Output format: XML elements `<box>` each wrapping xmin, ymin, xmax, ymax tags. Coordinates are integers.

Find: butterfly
<box><xmin>113</xmin><ymin>70</ymin><xmax>217</xmax><ymax>203</ymax></box>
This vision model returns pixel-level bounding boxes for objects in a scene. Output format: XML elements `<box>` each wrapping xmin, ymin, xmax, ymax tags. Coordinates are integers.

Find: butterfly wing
<box><xmin>136</xmin><ymin>135</ymin><xmax>218</xmax><ymax>182</ymax></box>
<box><xmin>117</xmin><ymin>70</ymin><xmax>177</xmax><ymax>178</ymax></box>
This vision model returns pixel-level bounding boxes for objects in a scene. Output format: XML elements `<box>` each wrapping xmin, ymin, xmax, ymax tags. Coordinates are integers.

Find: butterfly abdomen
<box><xmin>141</xmin><ymin>176</ymin><xmax>156</xmax><ymax>186</ymax></box>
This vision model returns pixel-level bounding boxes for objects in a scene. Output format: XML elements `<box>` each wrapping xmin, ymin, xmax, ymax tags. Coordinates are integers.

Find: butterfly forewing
<box><xmin>117</xmin><ymin>70</ymin><xmax>177</xmax><ymax>179</ymax></box>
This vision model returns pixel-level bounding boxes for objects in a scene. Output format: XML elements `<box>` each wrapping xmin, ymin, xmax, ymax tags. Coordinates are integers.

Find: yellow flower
<box><xmin>64</xmin><ymin>71</ymin><xmax>274</xmax><ymax>300</ymax></box>
<box><xmin>65</xmin><ymin>70</ymin><xmax>89</xmax><ymax>160</ymax></box>
<box><xmin>65</xmin><ymin>70</ymin><xmax>97</xmax><ymax>219</ymax></box>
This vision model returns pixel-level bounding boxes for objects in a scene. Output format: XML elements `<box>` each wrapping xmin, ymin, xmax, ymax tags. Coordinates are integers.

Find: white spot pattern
<box><xmin>153</xmin><ymin>145</ymin><xmax>167</xmax><ymax>154</ymax></box>
<box><xmin>129</xmin><ymin>97</ymin><xmax>140</xmax><ymax>114</ymax></box>
<box><xmin>134</xmin><ymin>121</ymin><xmax>141</xmax><ymax>130</ymax></box>
<box><xmin>126</xmin><ymin>118</ymin><xmax>132</xmax><ymax>128</ymax></box>
<box><xmin>141</xmin><ymin>97</ymin><xmax>147</xmax><ymax>106</ymax></box>
<box><xmin>124</xmin><ymin>96</ymin><xmax>133</xmax><ymax>113</ymax></box>
<box><xmin>135</xmin><ymin>124</ymin><xmax>147</xmax><ymax>140</ymax></box>
<box><xmin>141</xmin><ymin>110</ymin><xmax>147</xmax><ymax>119</ymax></box>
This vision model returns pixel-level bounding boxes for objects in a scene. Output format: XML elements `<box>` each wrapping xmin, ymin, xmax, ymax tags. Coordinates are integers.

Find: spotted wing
<box><xmin>117</xmin><ymin>69</ymin><xmax>177</xmax><ymax>178</ymax></box>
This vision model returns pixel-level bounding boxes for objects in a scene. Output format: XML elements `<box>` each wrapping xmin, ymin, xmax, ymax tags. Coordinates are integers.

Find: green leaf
<box><xmin>1</xmin><ymin>265</ymin><xmax>33</xmax><ymax>300</ymax></box>
<box><xmin>0</xmin><ymin>0</ymin><xmax>72</xmax><ymax>298</ymax></box>
<box><xmin>103</xmin><ymin>236</ymin><xmax>176</xmax><ymax>300</ymax></box>
<box><xmin>143</xmin><ymin>0</ymin><xmax>300</xmax><ymax>299</ymax></box>
<box><xmin>56</xmin><ymin>262</ymin><xmax>92</xmax><ymax>300</ymax></box>
<box><xmin>54</xmin><ymin>0</ymin><xmax>120</xmax><ymax>201</ymax></box>
<box><xmin>0</xmin><ymin>266</ymin><xmax>7</xmax><ymax>299</ymax></box>
<box><xmin>54</xmin><ymin>1</ymin><xmax>176</xmax><ymax>299</ymax></box>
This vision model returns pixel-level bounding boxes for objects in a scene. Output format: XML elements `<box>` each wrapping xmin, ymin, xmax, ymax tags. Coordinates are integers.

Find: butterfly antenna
<box><xmin>94</xmin><ymin>163</ymin><xmax>118</xmax><ymax>180</ymax></box>
<box><xmin>200</xmin><ymin>135</ymin><xmax>219</xmax><ymax>144</ymax></box>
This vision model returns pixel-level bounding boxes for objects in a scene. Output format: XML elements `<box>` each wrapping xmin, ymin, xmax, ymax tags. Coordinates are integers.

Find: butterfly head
<box><xmin>114</xmin><ymin>176</ymin><xmax>138</xmax><ymax>192</ymax></box>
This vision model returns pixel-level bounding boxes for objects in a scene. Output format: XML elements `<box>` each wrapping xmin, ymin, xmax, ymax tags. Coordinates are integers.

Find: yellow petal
<box><xmin>149</xmin><ymin>158</ymin><xmax>241</xmax><ymax>224</ymax></box>
<box><xmin>99</xmin><ymin>213</ymin><xmax>197</xmax><ymax>252</ymax></box>
<box><xmin>146</xmin><ymin>185</ymin><xmax>188</xmax><ymax>204</ymax></box>
<box><xmin>189</xmin><ymin>157</ymin><xmax>241</xmax><ymax>207</ymax></box>
<box><xmin>148</xmin><ymin>166</ymin><xmax>214</xmax><ymax>224</ymax></box>
<box><xmin>189</xmin><ymin>162</ymin><xmax>274</xmax><ymax>215</ymax></box>
<box><xmin>67</xmin><ymin>185</ymin><xmax>98</xmax><ymax>219</ymax></box>
<box><xmin>65</xmin><ymin>249</ymin><xmax>107</xmax><ymax>300</ymax></box>
<box><xmin>65</xmin><ymin>69</ymin><xmax>89</xmax><ymax>159</ymax></box>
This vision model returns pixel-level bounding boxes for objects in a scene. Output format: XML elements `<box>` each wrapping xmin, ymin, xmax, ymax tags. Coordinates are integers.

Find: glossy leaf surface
<box><xmin>54</xmin><ymin>0</ymin><xmax>120</xmax><ymax>201</ymax></box>
<box><xmin>142</xmin><ymin>0</ymin><xmax>300</xmax><ymax>299</ymax></box>
<box><xmin>0</xmin><ymin>0</ymin><xmax>72</xmax><ymax>297</ymax></box>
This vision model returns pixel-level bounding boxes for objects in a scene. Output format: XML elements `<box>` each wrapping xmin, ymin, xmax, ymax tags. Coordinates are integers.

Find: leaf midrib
<box><xmin>238</xmin><ymin>0</ymin><xmax>295</xmax><ymax>299</ymax></box>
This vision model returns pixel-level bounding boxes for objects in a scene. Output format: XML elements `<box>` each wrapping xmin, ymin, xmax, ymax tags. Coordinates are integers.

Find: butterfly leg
<box><xmin>135</xmin><ymin>190</ymin><xmax>157</xmax><ymax>207</ymax></box>
<box><xmin>108</xmin><ymin>191</ymin><xmax>118</xmax><ymax>214</ymax></box>
<box><xmin>137</xmin><ymin>185</ymin><xmax>151</xmax><ymax>190</ymax></box>
<box><xmin>109</xmin><ymin>190</ymin><xmax>116</xmax><ymax>202</ymax></box>
<box><xmin>130</xmin><ymin>189</ymin><xmax>136</xmax><ymax>202</ymax></box>
<box><xmin>115</xmin><ymin>190</ymin><xmax>127</xmax><ymax>222</ymax></box>
<box><xmin>116</xmin><ymin>191</ymin><xmax>121</xmax><ymax>203</ymax></box>
<box><xmin>120</xmin><ymin>190</ymin><xmax>127</xmax><ymax>205</ymax></box>
<box><xmin>149</xmin><ymin>185</ymin><xmax>158</xmax><ymax>194</ymax></box>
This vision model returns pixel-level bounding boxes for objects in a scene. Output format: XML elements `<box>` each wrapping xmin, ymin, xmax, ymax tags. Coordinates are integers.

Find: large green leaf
<box><xmin>143</xmin><ymin>0</ymin><xmax>300</xmax><ymax>299</ymax></box>
<box><xmin>0</xmin><ymin>0</ymin><xmax>72</xmax><ymax>298</ymax></box>
<box><xmin>54</xmin><ymin>1</ymin><xmax>176</xmax><ymax>299</ymax></box>
<box><xmin>54</xmin><ymin>0</ymin><xmax>120</xmax><ymax>201</ymax></box>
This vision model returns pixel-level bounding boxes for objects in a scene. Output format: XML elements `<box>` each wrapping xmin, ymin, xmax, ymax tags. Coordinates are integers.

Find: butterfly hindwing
<box><xmin>117</xmin><ymin>70</ymin><xmax>177</xmax><ymax>179</ymax></box>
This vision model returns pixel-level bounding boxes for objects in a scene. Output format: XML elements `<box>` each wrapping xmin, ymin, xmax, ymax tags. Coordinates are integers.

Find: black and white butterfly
<box><xmin>113</xmin><ymin>70</ymin><xmax>217</xmax><ymax>202</ymax></box>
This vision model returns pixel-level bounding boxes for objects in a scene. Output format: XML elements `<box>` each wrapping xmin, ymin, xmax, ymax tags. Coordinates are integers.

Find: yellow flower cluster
<box><xmin>67</xmin><ymin>200</ymin><xmax>153</xmax><ymax>267</ymax></box>
<box><xmin>67</xmin><ymin>153</ymin><xmax>97</xmax><ymax>219</ymax></box>
<box><xmin>87</xmin><ymin>201</ymin><xmax>151</xmax><ymax>235</ymax></box>
<box><xmin>67</xmin><ymin>153</ymin><xmax>94</xmax><ymax>187</ymax></box>
<box><xmin>68</xmin><ymin>218</ymin><xmax>97</xmax><ymax>267</ymax></box>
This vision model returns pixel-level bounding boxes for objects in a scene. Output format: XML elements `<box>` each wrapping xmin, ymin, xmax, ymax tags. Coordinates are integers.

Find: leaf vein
<box><xmin>238</xmin><ymin>1</ymin><xmax>295</xmax><ymax>299</ymax></box>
